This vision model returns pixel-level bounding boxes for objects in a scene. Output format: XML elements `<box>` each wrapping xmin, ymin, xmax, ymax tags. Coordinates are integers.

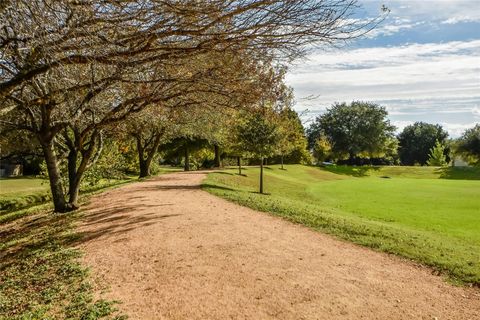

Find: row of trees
<box><xmin>1</xmin><ymin>1</ymin><xmax>382</xmax><ymax>211</ymax></box>
<box><xmin>307</xmin><ymin>102</ymin><xmax>480</xmax><ymax>166</ymax></box>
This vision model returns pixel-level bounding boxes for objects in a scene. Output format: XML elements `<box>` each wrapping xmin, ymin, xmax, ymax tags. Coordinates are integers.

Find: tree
<box><xmin>0</xmin><ymin>22</ymin><xmax>285</xmax><ymax>210</ymax></box>
<box><xmin>398</xmin><ymin>122</ymin><xmax>449</xmax><ymax>166</ymax></box>
<box><xmin>377</xmin><ymin>137</ymin><xmax>399</xmax><ymax>165</ymax></box>
<box><xmin>221</xmin><ymin>111</ymin><xmax>248</xmax><ymax>175</ymax></box>
<box><xmin>1</xmin><ymin>0</ymin><xmax>384</xmax><ymax>211</ymax></box>
<box><xmin>313</xmin><ymin>135</ymin><xmax>333</xmax><ymax>163</ymax></box>
<box><xmin>237</xmin><ymin>111</ymin><xmax>280</xmax><ymax>193</ymax></box>
<box><xmin>456</xmin><ymin>124</ymin><xmax>480</xmax><ymax>165</ymax></box>
<box><xmin>276</xmin><ymin>107</ymin><xmax>310</xmax><ymax>169</ymax></box>
<box><xmin>427</xmin><ymin>140</ymin><xmax>448</xmax><ymax>166</ymax></box>
<box><xmin>1</xmin><ymin>0</ymin><xmax>384</xmax><ymax>98</ymax></box>
<box><xmin>308</xmin><ymin>101</ymin><xmax>395</xmax><ymax>163</ymax></box>
<box><xmin>122</xmin><ymin>106</ymin><xmax>174</xmax><ymax>178</ymax></box>
<box><xmin>306</xmin><ymin>118</ymin><xmax>324</xmax><ymax>151</ymax></box>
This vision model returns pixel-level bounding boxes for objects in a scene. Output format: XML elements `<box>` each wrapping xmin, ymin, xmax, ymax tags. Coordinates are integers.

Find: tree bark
<box><xmin>67</xmin><ymin>150</ymin><xmax>80</xmax><ymax>208</ymax></box>
<box><xmin>67</xmin><ymin>150</ymin><xmax>78</xmax><ymax>191</ymax></box>
<box><xmin>214</xmin><ymin>144</ymin><xmax>221</xmax><ymax>168</ymax></box>
<box><xmin>68</xmin><ymin>176</ymin><xmax>81</xmax><ymax>208</ymax></box>
<box><xmin>140</xmin><ymin>146</ymin><xmax>157</xmax><ymax>178</ymax></box>
<box><xmin>66</xmin><ymin>154</ymin><xmax>89</xmax><ymax>209</ymax></box>
<box><xmin>259</xmin><ymin>157</ymin><xmax>264</xmax><ymax>194</ymax></box>
<box><xmin>139</xmin><ymin>159</ymin><xmax>149</xmax><ymax>178</ymax></box>
<box><xmin>66</xmin><ymin>130</ymin><xmax>102</xmax><ymax>209</ymax></box>
<box><xmin>184</xmin><ymin>143</ymin><xmax>190</xmax><ymax>171</ymax></box>
<box><xmin>41</xmin><ymin>139</ymin><xmax>69</xmax><ymax>212</ymax></box>
<box><xmin>281</xmin><ymin>154</ymin><xmax>284</xmax><ymax>170</ymax></box>
<box><xmin>136</xmin><ymin>136</ymin><xmax>147</xmax><ymax>177</ymax></box>
<box><xmin>237</xmin><ymin>156</ymin><xmax>242</xmax><ymax>175</ymax></box>
<box><xmin>137</xmin><ymin>132</ymin><xmax>162</xmax><ymax>178</ymax></box>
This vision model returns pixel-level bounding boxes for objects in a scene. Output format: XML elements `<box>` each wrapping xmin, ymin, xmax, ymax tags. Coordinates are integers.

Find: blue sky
<box><xmin>286</xmin><ymin>0</ymin><xmax>480</xmax><ymax>137</ymax></box>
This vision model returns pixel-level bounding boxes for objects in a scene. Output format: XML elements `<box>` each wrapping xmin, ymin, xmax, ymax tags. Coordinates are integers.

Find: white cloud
<box><xmin>354</xmin><ymin>1</ymin><xmax>480</xmax><ymax>40</ymax></box>
<box><xmin>391</xmin><ymin>120</ymin><xmax>414</xmax><ymax>133</ymax></box>
<box><xmin>441</xmin><ymin>16</ymin><xmax>478</xmax><ymax>24</ymax></box>
<box><xmin>366</xmin><ymin>17</ymin><xmax>421</xmax><ymax>38</ymax></box>
<box><xmin>472</xmin><ymin>106</ymin><xmax>480</xmax><ymax>118</ymax></box>
<box><xmin>383</xmin><ymin>0</ymin><xmax>480</xmax><ymax>25</ymax></box>
<box><xmin>440</xmin><ymin>122</ymin><xmax>479</xmax><ymax>137</ymax></box>
<box><xmin>287</xmin><ymin>40</ymin><xmax>480</xmax><ymax>137</ymax></box>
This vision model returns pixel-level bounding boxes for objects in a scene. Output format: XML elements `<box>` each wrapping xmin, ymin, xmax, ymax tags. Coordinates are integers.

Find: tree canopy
<box><xmin>307</xmin><ymin>101</ymin><xmax>395</xmax><ymax>162</ymax></box>
<box><xmin>275</xmin><ymin>99</ymin><xmax>310</xmax><ymax>166</ymax></box>
<box><xmin>427</xmin><ymin>140</ymin><xmax>448</xmax><ymax>167</ymax></box>
<box><xmin>398</xmin><ymin>122</ymin><xmax>449</xmax><ymax>166</ymax></box>
<box><xmin>237</xmin><ymin>111</ymin><xmax>280</xmax><ymax>160</ymax></box>
<box><xmin>456</xmin><ymin>124</ymin><xmax>480</xmax><ymax>165</ymax></box>
<box><xmin>0</xmin><ymin>0</ymin><xmax>384</xmax><ymax>212</ymax></box>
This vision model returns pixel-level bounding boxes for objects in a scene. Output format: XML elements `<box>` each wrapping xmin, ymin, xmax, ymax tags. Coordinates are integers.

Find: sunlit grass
<box><xmin>0</xmin><ymin>166</ymin><xmax>182</xmax><ymax>214</ymax></box>
<box><xmin>204</xmin><ymin>164</ymin><xmax>480</xmax><ymax>285</ymax></box>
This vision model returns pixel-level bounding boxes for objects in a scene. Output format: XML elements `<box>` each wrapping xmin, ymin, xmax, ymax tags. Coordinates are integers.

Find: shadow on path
<box><xmin>77</xmin><ymin>190</ymin><xmax>181</xmax><ymax>245</ymax></box>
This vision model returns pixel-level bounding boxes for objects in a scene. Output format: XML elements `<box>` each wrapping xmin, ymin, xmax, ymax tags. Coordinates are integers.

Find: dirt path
<box><xmin>77</xmin><ymin>172</ymin><xmax>479</xmax><ymax>319</ymax></box>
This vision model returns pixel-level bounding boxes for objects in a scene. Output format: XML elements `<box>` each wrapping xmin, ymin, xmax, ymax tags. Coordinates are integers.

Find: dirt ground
<box><xmin>77</xmin><ymin>171</ymin><xmax>480</xmax><ymax>320</ymax></box>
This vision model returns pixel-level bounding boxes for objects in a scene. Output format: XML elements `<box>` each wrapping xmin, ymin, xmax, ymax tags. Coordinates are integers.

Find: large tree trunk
<box><xmin>66</xmin><ymin>131</ymin><xmax>102</xmax><ymax>209</ymax></box>
<box><xmin>66</xmin><ymin>152</ymin><xmax>90</xmax><ymax>209</ymax></box>
<box><xmin>136</xmin><ymin>142</ymin><xmax>151</xmax><ymax>178</ymax></box>
<box><xmin>184</xmin><ymin>143</ymin><xmax>190</xmax><ymax>171</ymax></box>
<box><xmin>68</xmin><ymin>176</ymin><xmax>81</xmax><ymax>209</ymax></box>
<box><xmin>214</xmin><ymin>144</ymin><xmax>221</xmax><ymax>168</ymax></box>
<box><xmin>137</xmin><ymin>133</ymin><xmax>162</xmax><ymax>178</ymax></box>
<box><xmin>41</xmin><ymin>139</ymin><xmax>69</xmax><ymax>212</ymax></box>
<box><xmin>281</xmin><ymin>154</ymin><xmax>284</xmax><ymax>170</ymax></box>
<box><xmin>139</xmin><ymin>148</ymin><xmax>156</xmax><ymax>178</ymax></box>
<box><xmin>136</xmin><ymin>136</ymin><xmax>147</xmax><ymax>178</ymax></box>
<box><xmin>139</xmin><ymin>159</ymin><xmax>149</xmax><ymax>178</ymax></box>
<box><xmin>259</xmin><ymin>157</ymin><xmax>264</xmax><ymax>194</ymax></box>
<box><xmin>67</xmin><ymin>150</ymin><xmax>78</xmax><ymax>190</ymax></box>
<box><xmin>67</xmin><ymin>150</ymin><xmax>80</xmax><ymax>209</ymax></box>
<box><xmin>237</xmin><ymin>156</ymin><xmax>242</xmax><ymax>175</ymax></box>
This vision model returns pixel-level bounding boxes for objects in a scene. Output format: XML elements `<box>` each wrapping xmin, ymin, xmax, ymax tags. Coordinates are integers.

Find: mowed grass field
<box><xmin>0</xmin><ymin>177</ymin><xmax>51</xmax><ymax>215</ymax></box>
<box><xmin>203</xmin><ymin>165</ymin><xmax>480</xmax><ymax>285</ymax></box>
<box><xmin>0</xmin><ymin>177</ymin><xmax>47</xmax><ymax>194</ymax></box>
<box><xmin>0</xmin><ymin>167</ymin><xmax>183</xmax><ymax>215</ymax></box>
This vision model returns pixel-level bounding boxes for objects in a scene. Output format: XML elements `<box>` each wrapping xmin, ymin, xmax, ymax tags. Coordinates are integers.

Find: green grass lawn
<box><xmin>0</xmin><ymin>177</ymin><xmax>48</xmax><ymax>195</ymax></box>
<box><xmin>203</xmin><ymin>165</ymin><xmax>480</xmax><ymax>285</ymax></box>
<box><xmin>0</xmin><ymin>177</ymin><xmax>52</xmax><ymax>214</ymax></box>
<box><xmin>0</xmin><ymin>166</ymin><xmax>183</xmax><ymax>214</ymax></box>
<box><xmin>0</xmin><ymin>176</ymin><xmax>136</xmax><ymax>215</ymax></box>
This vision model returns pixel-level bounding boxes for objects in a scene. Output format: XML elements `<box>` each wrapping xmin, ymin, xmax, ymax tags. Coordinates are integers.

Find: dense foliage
<box><xmin>307</xmin><ymin>101</ymin><xmax>396</xmax><ymax>163</ymax></box>
<box><xmin>275</xmin><ymin>108</ymin><xmax>311</xmax><ymax>166</ymax></box>
<box><xmin>427</xmin><ymin>140</ymin><xmax>448</xmax><ymax>167</ymax></box>
<box><xmin>237</xmin><ymin>111</ymin><xmax>281</xmax><ymax>160</ymax></box>
<box><xmin>398</xmin><ymin>122</ymin><xmax>449</xmax><ymax>165</ymax></box>
<box><xmin>456</xmin><ymin>124</ymin><xmax>480</xmax><ymax>165</ymax></box>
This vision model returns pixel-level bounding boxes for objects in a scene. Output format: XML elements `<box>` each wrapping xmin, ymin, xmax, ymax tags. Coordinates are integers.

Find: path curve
<box><xmin>77</xmin><ymin>172</ymin><xmax>479</xmax><ymax>319</ymax></box>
